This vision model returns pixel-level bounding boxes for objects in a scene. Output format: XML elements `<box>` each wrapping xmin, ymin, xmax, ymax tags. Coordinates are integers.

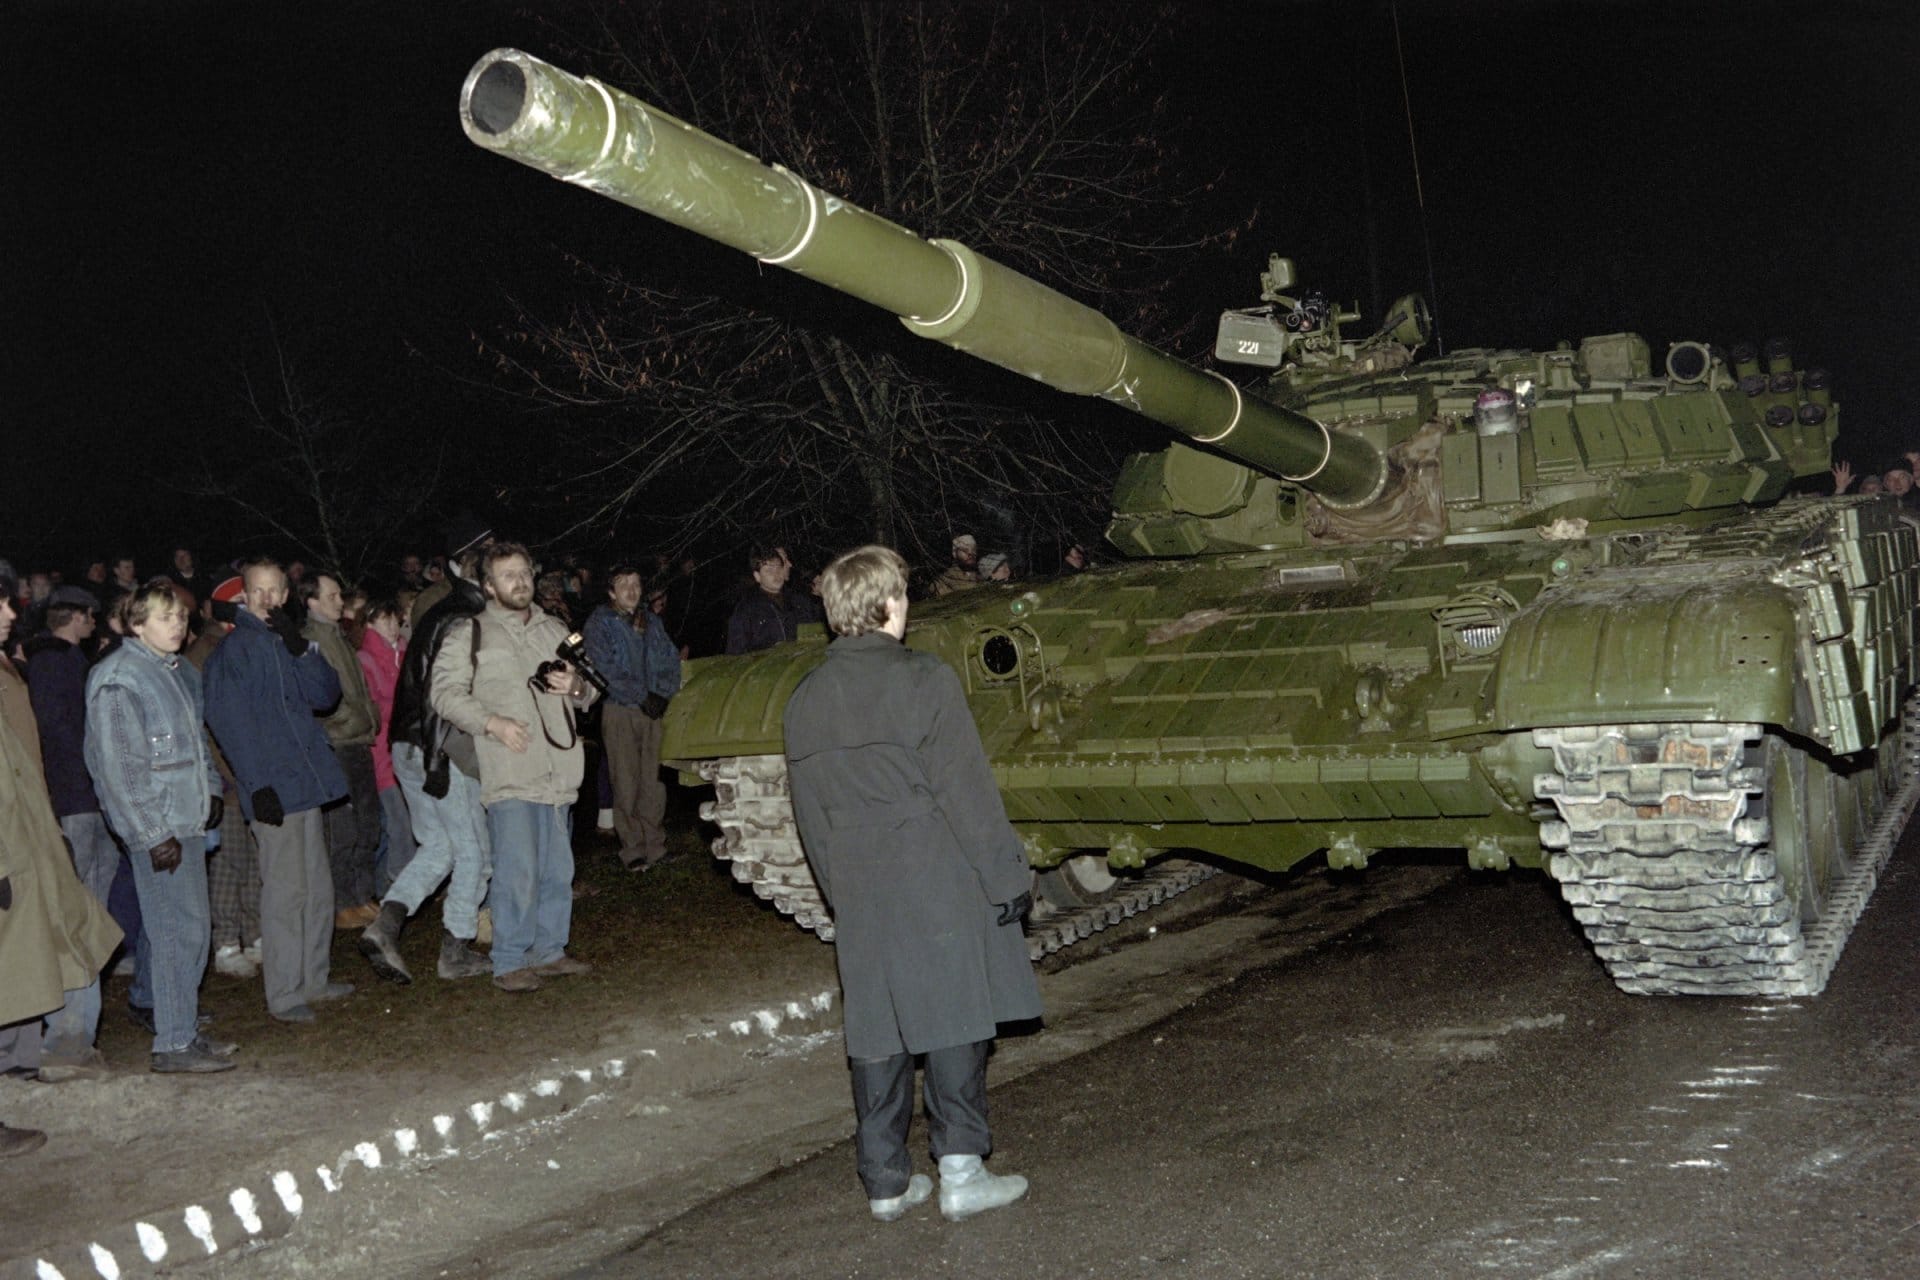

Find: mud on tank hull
<box><xmin>668</xmin><ymin>496</ymin><xmax>1920</xmax><ymax>996</ymax></box>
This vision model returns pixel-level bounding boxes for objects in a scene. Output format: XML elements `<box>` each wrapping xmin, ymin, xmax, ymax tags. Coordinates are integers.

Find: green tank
<box><xmin>461</xmin><ymin>49</ymin><xmax>1920</xmax><ymax>996</ymax></box>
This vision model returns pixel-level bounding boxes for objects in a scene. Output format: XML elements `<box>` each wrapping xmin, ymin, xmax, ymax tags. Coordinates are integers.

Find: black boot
<box><xmin>358</xmin><ymin>900</ymin><xmax>412</xmax><ymax>985</ymax></box>
<box><xmin>438</xmin><ymin>931</ymin><xmax>490</xmax><ymax>980</ymax></box>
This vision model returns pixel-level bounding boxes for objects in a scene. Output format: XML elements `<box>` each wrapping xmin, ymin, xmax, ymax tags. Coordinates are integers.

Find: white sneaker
<box><xmin>243</xmin><ymin>938</ymin><xmax>263</xmax><ymax>965</ymax></box>
<box><xmin>869</xmin><ymin>1172</ymin><xmax>932</xmax><ymax>1222</ymax></box>
<box><xmin>937</xmin><ymin>1154</ymin><xmax>1028</xmax><ymax>1221</ymax></box>
<box><xmin>213</xmin><ymin>944</ymin><xmax>258</xmax><ymax>979</ymax></box>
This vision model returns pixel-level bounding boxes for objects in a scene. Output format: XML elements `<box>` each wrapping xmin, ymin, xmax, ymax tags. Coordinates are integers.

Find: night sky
<box><xmin>8</xmin><ymin>0</ymin><xmax>1918</xmax><ymax>573</ymax></box>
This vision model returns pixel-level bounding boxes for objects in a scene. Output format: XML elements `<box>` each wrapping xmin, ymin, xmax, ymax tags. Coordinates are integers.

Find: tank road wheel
<box><xmin>1036</xmin><ymin>855</ymin><xmax>1122</xmax><ymax>912</ymax></box>
<box><xmin>1756</xmin><ymin>738</ymin><xmax>1828</xmax><ymax>926</ymax></box>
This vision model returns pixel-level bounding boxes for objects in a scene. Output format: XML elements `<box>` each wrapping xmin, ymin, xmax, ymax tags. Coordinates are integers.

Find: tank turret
<box><xmin>459</xmin><ymin>48</ymin><xmax>1386</xmax><ymax>508</ymax></box>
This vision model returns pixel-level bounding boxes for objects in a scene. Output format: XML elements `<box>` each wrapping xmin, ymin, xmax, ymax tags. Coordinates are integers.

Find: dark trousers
<box><xmin>325</xmin><ymin>742</ymin><xmax>382</xmax><ymax>909</ymax></box>
<box><xmin>849</xmin><ymin>1039</ymin><xmax>991</xmax><ymax>1199</ymax></box>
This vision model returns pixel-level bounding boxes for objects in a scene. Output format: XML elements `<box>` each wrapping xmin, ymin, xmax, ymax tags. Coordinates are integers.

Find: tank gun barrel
<box><xmin>459</xmin><ymin>49</ymin><xmax>1385</xmax><ymax>505</ymax></box>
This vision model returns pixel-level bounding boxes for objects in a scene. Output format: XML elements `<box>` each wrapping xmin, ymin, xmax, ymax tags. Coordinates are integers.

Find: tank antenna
<box><xmin>1392</xmin><ymin>3</ymin><xmax>1443</xmax><ymax>355</ymax></box>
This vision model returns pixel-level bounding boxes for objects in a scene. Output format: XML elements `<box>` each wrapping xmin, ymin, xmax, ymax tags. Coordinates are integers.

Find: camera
<box><xmin>530</xmin><ymin>632</ymin><xmax>610</xmax><ymax>696</ymax></box>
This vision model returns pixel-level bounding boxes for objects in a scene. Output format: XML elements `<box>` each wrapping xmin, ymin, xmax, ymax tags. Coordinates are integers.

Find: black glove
<box><xmin>423</xmin><ymin>753</ymin><xmax>450</xmax><ymax>800</ymax></box>
<box><xmin>995</xmin><ymin>891</ymin><xmax>1033</xmax><ymax>927</ymax></box>
<box><xmin>0</xmin><ymin>875</ymin><xmax>11</xmax><ymax>911</ymax></box>
<box><xmin>150</xmin><ymin>836</ymin><xmax>183</xmax><ymax>873</ymax></box>
<box><xmin>640</xmin><ymin>692</ymin><xmax>670</xmax><ymax>720</ymax></box>
<box><xmin>251</xmin><ymin>786</ymin><xmax>285</xmax><ymax>826</ymax></box>
<box><xmin>206</xmin><ymin>794</ymin><xmax>224</xmax><ymax>831</ymax></box>
<box><xmin>266</xmin><ymin>607</ymin><xmax>309</xmax><ymax>657</ymax></box>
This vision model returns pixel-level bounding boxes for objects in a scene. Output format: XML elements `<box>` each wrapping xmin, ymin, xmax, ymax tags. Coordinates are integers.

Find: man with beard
<box><xmin>431</xmin><ymin>543</ymin><xmax>599</xmax><ymax>992</ymax></box>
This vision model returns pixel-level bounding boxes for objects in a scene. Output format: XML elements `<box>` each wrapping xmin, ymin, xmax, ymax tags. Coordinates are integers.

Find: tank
<box><xmin>461</xmin><ymin>49</ymin><xmax>1920</xmax><ymax>996</ymax></box>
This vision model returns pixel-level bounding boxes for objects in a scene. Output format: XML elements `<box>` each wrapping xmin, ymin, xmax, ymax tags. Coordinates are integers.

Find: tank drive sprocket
<box><xmin>1534</xmin><ymin>702</ymin><xmax>1920</xmax><ymax>997</ymax></box>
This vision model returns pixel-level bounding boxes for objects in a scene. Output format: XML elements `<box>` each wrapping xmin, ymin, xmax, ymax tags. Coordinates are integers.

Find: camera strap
<box><xmin>530</xmin><ymin>692</ymin><xmax>578</xmax><ymax>752</ymax></box>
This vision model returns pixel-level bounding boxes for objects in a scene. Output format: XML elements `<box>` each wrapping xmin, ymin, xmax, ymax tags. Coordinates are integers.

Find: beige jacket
<box><xmin>430</xmin><ymin>602</ymin><xmax>597</xmax><ymax>806</ymax></box>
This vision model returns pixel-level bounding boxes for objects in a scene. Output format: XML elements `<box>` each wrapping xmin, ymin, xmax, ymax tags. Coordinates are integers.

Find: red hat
<box><xmin>209</xmin><ymin>574</ymin><xmax>245</xmax><ymax>624</ymax></box>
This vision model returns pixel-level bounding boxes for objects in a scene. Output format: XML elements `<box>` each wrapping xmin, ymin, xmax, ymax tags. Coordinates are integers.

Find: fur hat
<box><xmin>951</xmin><ymin>533</ymin><xmax>978</xmax><ymax>553</ymax></box>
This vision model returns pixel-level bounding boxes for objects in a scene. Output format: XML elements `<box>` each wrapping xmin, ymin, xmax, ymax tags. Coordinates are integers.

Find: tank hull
<box><xmin>670</xmin><ymin>496</ymin><xmax>1920</xmax><ymax>990</ymax></box>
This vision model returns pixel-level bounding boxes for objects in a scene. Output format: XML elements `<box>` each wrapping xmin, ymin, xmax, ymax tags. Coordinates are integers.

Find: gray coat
<box><xmin>784</xmin><ymin>631</ymin><xmax>1041</xmax><ymax>1060</ymax></box>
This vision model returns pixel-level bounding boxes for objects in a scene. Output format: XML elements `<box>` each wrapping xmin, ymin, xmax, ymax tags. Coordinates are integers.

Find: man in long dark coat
<box><xmin>784</xmin><ymin>544</ymin><xmax>1040</xmax><ymax>1223</ymax></box>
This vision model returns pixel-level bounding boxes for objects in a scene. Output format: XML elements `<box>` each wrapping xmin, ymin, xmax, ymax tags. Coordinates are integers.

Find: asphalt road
<box><xmin>571</xmin><ymin>850</ymin><xmax>1920</xmax><ymax>1279</ymax></box>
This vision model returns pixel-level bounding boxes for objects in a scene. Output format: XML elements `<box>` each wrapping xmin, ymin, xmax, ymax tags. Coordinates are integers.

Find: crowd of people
<box><xmin>0</xmin><ymin>522</ymin><xmax>1093</xmax><ymax>1160</ymax></box>
<box><xmin>0</xmin><ymin>521</ymin><xmax>686</xmax><ymax>1155</ymax></box>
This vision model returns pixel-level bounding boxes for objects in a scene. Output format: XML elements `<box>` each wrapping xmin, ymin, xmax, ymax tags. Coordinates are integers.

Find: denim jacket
<box><xmin>84</xmin><ymin>639</ymin><xmax>215</xmax><ymax>853</ymax></box>
<box><xmin>583</xmin><ymin>604</ymin><xmax>682</xmax><ymax>709</ymax></box>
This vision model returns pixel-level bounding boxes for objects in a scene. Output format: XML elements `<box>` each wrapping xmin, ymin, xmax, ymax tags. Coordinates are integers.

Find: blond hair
<box><xmin>820</xmin><ymin>545</ymin><xmax>907</xmax><ymax>637</ymax></box>
<box><xmin>120</xmin><ymin>578</ymin><xmax>189</xmax><ymax>632</ymax></box>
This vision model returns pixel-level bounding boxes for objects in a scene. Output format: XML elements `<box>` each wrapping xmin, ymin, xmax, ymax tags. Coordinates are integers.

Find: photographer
<box><xmin>431</xmin><ymin>543</ymin><xmax>599</xmax><ymax>993</ymax></box>
<box><xmin>583</xmin><ymin>564</ymin><xmax>681</xmax><ymax>871</ymax></box>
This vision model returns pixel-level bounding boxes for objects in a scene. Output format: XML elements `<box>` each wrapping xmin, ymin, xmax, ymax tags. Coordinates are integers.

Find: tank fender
<box><xmin>1490</xmin><ymin>576</ymin><xmax>1802</xmax><ymax>735</ymax></box>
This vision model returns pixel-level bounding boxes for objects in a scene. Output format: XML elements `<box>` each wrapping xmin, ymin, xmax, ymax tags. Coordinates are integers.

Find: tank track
<box><xmin>697</xmin><ymin>754</ymin><xmax>1218</xmax><ymax>961</ymax></box>
<box><xmin>1534</xmin><ymin>702</ymin><xmax>1920</xmax><ymax>996</ymax></box>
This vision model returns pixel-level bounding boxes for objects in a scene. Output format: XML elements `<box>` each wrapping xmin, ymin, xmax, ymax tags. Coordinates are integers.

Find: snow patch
<box><xmin>230</xmin><ymin>1188</ymin><xmax>263</xmax><ymax>1235</ymax></box>
<box><xmin>184</xmin><ymin>1204</ymin><xmax>217</xmax><ymax>1254</ymax></box>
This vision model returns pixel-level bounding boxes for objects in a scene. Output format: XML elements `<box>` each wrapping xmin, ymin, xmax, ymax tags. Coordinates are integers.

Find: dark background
<box><xmin>7</xmin><ymin>0</ymin><xmax>1917</xmax><ymax>573</ymax></box>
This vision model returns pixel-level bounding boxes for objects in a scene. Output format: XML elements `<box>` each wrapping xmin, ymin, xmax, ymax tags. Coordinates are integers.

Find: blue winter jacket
<box><xmin>83</xmin><ymin>639</ymin><xmax>216</xmax><ymax>853</ymax></box>
<box><xmin>203</xmin><ymin>611</ymin><xmax>347</xmax><ymax>820</ymax></box>
<box><xmin>583</xmin><ymin>605</ymin><xmax>682</xmax><ymax>708</ymax></box>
